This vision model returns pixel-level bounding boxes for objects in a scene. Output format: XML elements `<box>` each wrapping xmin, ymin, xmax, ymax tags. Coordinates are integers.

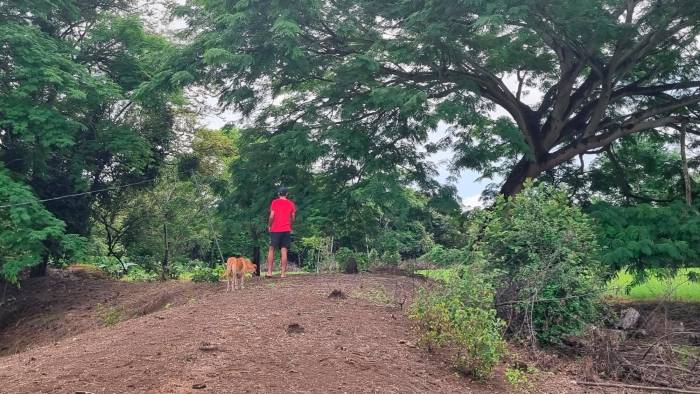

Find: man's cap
<box><xmin>277</xmin><ymin>186</ymin><xmax>289</xmax><ymax>195</ymax></box>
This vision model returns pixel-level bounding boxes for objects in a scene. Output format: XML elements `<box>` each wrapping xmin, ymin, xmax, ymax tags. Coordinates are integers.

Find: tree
<box><xmin>120</xmin><ymin>164</ymin><xmax>217</xmax><ymax>279</ymax></box>
<box><xmin>0</xmin><ymin>0</ymin><xmax>182</xmax><ymax>276</ymax></box>
<box><xmin>590</xmin><ymin>201</ymin><xmax>700</xmax><ymax>284</ymax></box>
<box><xmin>0</xmin><ymin>167</ymin><xmax>72</xmax><ymax>284</ymax></box>
<box><xmin>171</xmin><ymin>0</ymin><xmax>700</xmax><ymax>195</ymax></box>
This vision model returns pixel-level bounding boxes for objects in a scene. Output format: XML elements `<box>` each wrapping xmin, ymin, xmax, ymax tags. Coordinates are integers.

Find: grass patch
<box><xmin>606</xmin><ymin>268</ymin><xmax>700</xmax><ymax>302</ymax></box>
<box><xmin>416</xmin><ymin>268</ymin><xmax>456</xmax><ymax>281</ymax></box>
<box><xmin>95</xmin><ymin>303</ymin><xmax>122</xmax><ymax>326</ymax></box>
<box><xmin>350</xmin><ymin>287</ymin><xmax>393</xmax><ymax>306</ymax></box>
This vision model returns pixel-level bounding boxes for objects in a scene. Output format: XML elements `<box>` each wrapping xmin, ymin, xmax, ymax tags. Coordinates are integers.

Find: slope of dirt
<box><xmin>1</xmin><ymin>270</ymin><xmax>614</xmax><ymax>393</ymax></box>
<box><xmin>0</xmin><ymin>267</ymin><xmax>219</xmax><ymax>357</ymax></box>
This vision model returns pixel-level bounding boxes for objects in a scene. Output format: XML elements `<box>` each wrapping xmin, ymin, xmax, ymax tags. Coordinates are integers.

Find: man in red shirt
<box><xmin>267</xmin><ymin>186</ymin><xmax>296</xmax><ymax>278</ymax></box>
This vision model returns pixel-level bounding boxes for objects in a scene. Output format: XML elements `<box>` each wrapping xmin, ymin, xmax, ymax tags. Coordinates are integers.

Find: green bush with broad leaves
<box><xmin>410</xmin><ymin>265</ymin><xmax>506</xmax><ymax>379</ymax></box>
<box><xmin>190</xmin><ymin>265</ymin><xmax>224</xmax><ymax>283</ymax></box>
<box><xmin>468</xmin><ymin>181</ymin><xmax>606</xmax><ymax>346</ymax></box>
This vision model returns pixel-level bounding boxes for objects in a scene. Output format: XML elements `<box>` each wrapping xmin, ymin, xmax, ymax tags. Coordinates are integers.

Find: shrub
<box><xmin>381</xmin><ymin>250</ymin><xmax>401</xmax><ymax>266</ymax></box>
<box><xmin>335</xmin><ymin>247</ymin><xmax>368</xmax><ymax>273</ymax></box>
<box><xmin>335</xmin><ymin>247</ymin><xmax>354</xmax><ymax>271</ymax></box>
<box><xmin>410</xmin><ymin>265</ymin><xmax>506</xmax><ymax>379</ymax></box>
<box><xmin>190</xmin><ymin>265</ymin><xmax>223</xmax><ymax>283</ymax></box>
<box><xmin>468</xmin><ymin>181</ymin><xmax>605</xmax><ymax>345</ymax></box>
<box><xmin>94</xmin><ymin>256</ymin><xmax>135</xmax><ymax>277</ymax></box>
<box><xmin>123</xmin><ymin>266</ymin><xmax>158</xmax><ymax>282</ymax></box>
<box><xmin>505</xmin><ymin>364</ymin><xmax>538</xmax><ymax>390</ymax></box>
<box><xmin>418</xmin><ymin>245</ymin><xmax>470</xmax><ymax>266</ymax></box>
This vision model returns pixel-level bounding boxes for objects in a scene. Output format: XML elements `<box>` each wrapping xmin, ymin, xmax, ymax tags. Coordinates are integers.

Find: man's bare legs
<box><xmin>266</xmin><ymin>245</ymin><xmax>275</xmax><ymax>277</ymax></box>
<box><xmin>280</xmin><ymin>247</ymin><xmax>288</xmax><ymax>278</ymax></box>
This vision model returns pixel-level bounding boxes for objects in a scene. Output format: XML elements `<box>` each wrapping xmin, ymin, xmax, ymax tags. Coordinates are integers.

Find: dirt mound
<box><xmin>0</xmin><ymin>271</ymin><xmax>601</xmax><ymax>393</ymax></box>
<box><xmin>0</xmin><ymin>268</ymin><xmax>218</xmax><ymax>356</ymax></box>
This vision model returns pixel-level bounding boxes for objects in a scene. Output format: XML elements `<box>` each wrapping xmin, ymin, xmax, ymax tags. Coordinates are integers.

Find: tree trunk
<box><xmin>250</xmin><ymin>225</ymin><xmax>261</xmax><ymax>276</ymax></box>
<box><xmin>681</xmin><ymin>126</ymin><xmax>693</xmax><ymax>206</ymax></box>
<box><xmin>161</xmin><ymin>222</ymin><xmax>169</xmax><ymax>281</ymax></box>
<box><xmin>29</xmin><ymin>250</ymin><xmax>49</xmax><ymax>278</ymax></box>
<box><xmin>499</xmin><ymin>158</ymin><xmax>541</xmax><ymax>196</ymax></box>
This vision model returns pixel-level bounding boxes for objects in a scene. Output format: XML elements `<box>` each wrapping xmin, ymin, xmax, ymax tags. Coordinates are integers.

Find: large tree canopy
<box><xmin>0</xmin><ymin>0</ymin><xmax>183</xmax><ymax>278</ymax></box>
<box><xmin>172</xmin><ymin>0</ymin><xmax>700</xmax><ymax>195</ymax></box>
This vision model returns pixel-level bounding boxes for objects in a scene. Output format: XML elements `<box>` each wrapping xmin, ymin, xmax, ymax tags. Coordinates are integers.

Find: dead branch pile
<box><xmin>577</xmin><ymin>305</ymin><xmax>700</xmax><ymax>390</ymax></box>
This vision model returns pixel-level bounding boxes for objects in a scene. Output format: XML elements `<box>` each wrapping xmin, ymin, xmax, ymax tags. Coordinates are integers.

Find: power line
<box><xmin>0</xmin><ymin>178</ymin><xmax>156</xmax><ymax>209</ymax></box>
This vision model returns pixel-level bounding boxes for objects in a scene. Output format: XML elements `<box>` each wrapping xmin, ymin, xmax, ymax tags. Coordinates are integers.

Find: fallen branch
<box><xmin>576</xmin><ymin>381</ymin><xmax>700</xmax><ymax>394</ymax></box>
<box><xmin>641</xmin><ymin>331</ymin><xmax>699</xmax><ymax>360</ymax></box>
<box><xmin>647</xmin><ymin>363</ymin><xmax>694</xmax><ymax>375</ymax></box>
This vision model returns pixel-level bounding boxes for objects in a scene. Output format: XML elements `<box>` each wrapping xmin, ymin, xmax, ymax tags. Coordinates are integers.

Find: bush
<box><xmin>410</xmin><ymin>265</ymin><xmax>506</xmax><ymax>379</ymax></box>
<box><xmin>468</xmin><ymin>181</ymin><xmax>605</xmax><ymax>345</ymax></box>
<box><xmin>334</xmin><ymin>247</ymin><xmax>371</xmax><ymax>273</ymax></box>
<box><xmin>93</xmin><ymin>256</ymin><xmax>135</xmax><ymax>277</ymax></box>
<box><xmin>419</xmin><ymin>245</ymin><xmax>470</xmax><ymax>266</ymax></box>
<box><xmin>381</xmin><ymin>250</ymin><xmax>401</xmax><ymax>266</ymax></box>
<box><xmin>123</xmin><ymin>266</ymin><xmax>158</xmax><ymax>282</ymax></box>
<box><xmin>190</xmin><ymin>265</ymin><xmax>224</xmax><ymax>283</ymax></box>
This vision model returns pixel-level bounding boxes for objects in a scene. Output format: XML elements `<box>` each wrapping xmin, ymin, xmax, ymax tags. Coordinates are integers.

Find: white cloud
<box><xmin>460</xmin><ymin>194</ymin><xmax>484</xmax><ymax>210</ymax></box>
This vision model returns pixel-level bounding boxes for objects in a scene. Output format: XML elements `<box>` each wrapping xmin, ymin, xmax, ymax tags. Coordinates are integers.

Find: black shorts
<box><xmin>270</xmin><ymin>232</ymin><xmax>291</xmax><ymax>249</ymax></box>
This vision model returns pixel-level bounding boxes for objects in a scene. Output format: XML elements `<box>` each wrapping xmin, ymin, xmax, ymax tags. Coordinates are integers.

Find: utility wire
<box><xmin>0</xmin><ymin>178</ymin><xmax>156</xmax><ymax>209</ymax></box>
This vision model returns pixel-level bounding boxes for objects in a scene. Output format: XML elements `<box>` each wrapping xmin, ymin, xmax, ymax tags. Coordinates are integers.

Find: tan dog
<box><xmin>224</xmin><ymin>256</ymin><xmax>257</xmax><ymax>291</ymax></box>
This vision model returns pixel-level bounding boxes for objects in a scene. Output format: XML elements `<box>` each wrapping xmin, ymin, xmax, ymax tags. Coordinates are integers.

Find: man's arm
<box><xmin>268</xmin><ymin>210</ymin><xmax>275</xmax><ymax>231</ymax></box>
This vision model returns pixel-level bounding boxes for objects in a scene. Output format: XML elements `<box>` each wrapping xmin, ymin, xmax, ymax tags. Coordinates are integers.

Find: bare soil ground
<box><xmin>0</xmin><ymin>269</ymin><xmax>637</xmax><ymax>393</ymax></box>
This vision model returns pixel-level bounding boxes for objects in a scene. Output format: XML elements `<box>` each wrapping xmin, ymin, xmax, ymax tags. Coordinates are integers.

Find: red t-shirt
<box><xmin>270</xmin><ymin>198</ymin><xmax>296</xmax><ymax>232</ymax></box>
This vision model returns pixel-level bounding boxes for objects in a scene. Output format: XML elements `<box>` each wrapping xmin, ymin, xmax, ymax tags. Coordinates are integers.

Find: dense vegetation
<box><xmin>1</xmin><ymin>0</ymin><xmax>699</xmax><ymax>380</ymax></box>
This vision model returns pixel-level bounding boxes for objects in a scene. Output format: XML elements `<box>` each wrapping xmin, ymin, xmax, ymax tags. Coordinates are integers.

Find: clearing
<box><xmin>1</xmin><ymin>268</ymin><xmax>629</xmax><ymax>393</ymax></box>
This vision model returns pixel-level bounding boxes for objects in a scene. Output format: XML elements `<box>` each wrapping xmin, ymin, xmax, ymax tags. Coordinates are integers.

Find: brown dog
<box><xmin>224</xmin><ymin>256</ymin><xmax>257</xmax><ymax>291</ymax></box>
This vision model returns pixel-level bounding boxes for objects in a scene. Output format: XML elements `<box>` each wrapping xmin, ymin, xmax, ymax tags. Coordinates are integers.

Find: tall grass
<box><xmin>606</xmin><ymin>268</ymin><xmax>700</xmax><ymax>302</ymax></box>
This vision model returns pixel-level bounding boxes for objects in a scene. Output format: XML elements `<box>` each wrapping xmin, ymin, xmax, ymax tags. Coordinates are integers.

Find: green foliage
<box><xmin>505</xmin><ymin>365</ymin><xmax>538</xmax><ymax>390</ymax></box>
<box><xmin>590</xmin><ymin>201</ymin><xmax>700</xmax><ymax>285</ymax></box>
<box><xmin>177</xmin><ymin>0</ymin><xmax>700</xmax><ymax>196</ymax></box>
<box><xmin>1</xmin><ymin>0</ymin><xmax>182</xmax><ymax>283</ymax></box>
<box><xmin>93</xmin><ymin>256</ymin><xmax>136</xmax><ymax>277</ymax></box>
<box><xmin>588</xmin><ymin>134</ymin><xmax>689</xmax><ymax>203</ymax></box>
<box><xmin>419</xmin><ymin>245</ymin><xmax>470</xmax><ymax>267</ymax></box>
<box><xmin>122</xmin><ymin>266</ymin><xmax>158</xmax><ymax>282</ymax></box>
<box><xmin>190</xmin><ymin>265</ymin><xmax>223</xmax><ymax>283</ymax></box>
<box><xmin>469</xmin><ymin>182</ymin><xmax>605</xmax><ymax>345</ymax></box>
<box><xmin>0</xmin><ymin>167</ymin><xmax>71</xmax><ymax>284</ymax></box>
<box><xmin>607</xmin><ymin>269</ymin><xmax>700</xmax><ymax>302</ymax></box>
<box><xmin>334</xmin><ymin>247</ymin><xmax>369</xmax><ymax>272</ymax></box>
<box><xmin>410</xmin><ymin>265</ymin><xmax>506</xmax><ymax>379</ymax></box>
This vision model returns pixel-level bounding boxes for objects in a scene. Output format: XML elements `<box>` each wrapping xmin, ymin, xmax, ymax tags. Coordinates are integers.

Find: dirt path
<box><xmin>0</xmin><ymin>271</ymin><xmax>602</xmax><ymax>393</ymax></box>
